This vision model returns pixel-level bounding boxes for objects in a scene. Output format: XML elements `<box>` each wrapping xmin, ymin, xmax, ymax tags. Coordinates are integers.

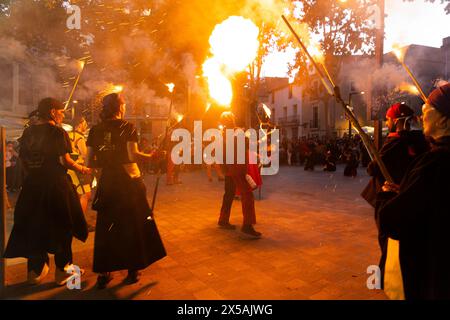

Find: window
<box><xmin>19</xmin><ymin>64</ymin><xmax>33</xmax><ymax>107</ymax></box>
<box><xmin>292</xmin><ymin>127</ymin><xmax>298</xmax><ymax>139</ymax></box>
<box><xmin>271</xmin><ymin>92</ymin><xmax>275</xmax><ymax>104</ymax></box>
<box><xmin>0</xmin><ymin>61</ymin><xmax>13</xmax><ymax>110</ymax></box>
<box><xmin>293</xmin><ymin>104</ymin><xmax>298</xmax><ymax>117</ymax></box>
<box><xmin>288</xmin><ymin>85</ymin><xmax>293</xmax><ymax>99</ymax></box>
<box><xmin>312</xmin><ymin>106</ymin><xmax>319</xmax><ymax>129</ymax></box>
<box><xmin>283</xmin><ymin>106</ymin><xmax>287</xmax><ymax>119</ymax></box>
<box><xmin>272</xmin><ymin>108</ymin><xmax>275</xmax><ymax>121</ymax></box>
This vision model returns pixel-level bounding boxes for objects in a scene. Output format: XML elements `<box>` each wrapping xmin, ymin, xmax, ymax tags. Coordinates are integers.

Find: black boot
<box><xmin>241</xmin><ymin>225</ymin><xmax>262</xmax><ymax>238</ymax></box>
<box><xmin>125</xmin><ymin>270</ymin><xmax>141</xmax><ymax>284</ymax></box>
<box><xmin>97</xmin><ymin>273</ymin><xmax>113</xmax><ymax>289</ymax></box>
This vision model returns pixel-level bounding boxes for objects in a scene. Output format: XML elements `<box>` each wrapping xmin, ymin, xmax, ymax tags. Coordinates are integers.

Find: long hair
<box><xmin>100</xmin><ymin>93</ymin><xmax>125</xmax><ymax>121</ymax></box>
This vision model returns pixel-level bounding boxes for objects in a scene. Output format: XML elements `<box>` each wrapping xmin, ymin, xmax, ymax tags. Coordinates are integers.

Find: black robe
<box><xmin>377</xmin><ymin>136</ymin><xmax>450</xmax><ymax>299</ymax></box>
<box><xmin>87</xmin><ymin>120</ymin><xmax>166</xmax><ymax>273</ymax></box>
<box><xmin>4</xmin><ymin>124</ymin><xmax>88</xmax><ymax>258</ymax></box>
<box><xmin>362</xmin><ymin>130</ymin><xmax>429</xmax><ymax>208</ymax></box>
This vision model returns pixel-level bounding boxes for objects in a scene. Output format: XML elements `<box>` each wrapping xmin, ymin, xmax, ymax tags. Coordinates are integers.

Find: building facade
<box><xmin>267</xmin><ymin>36</ymin><xmax>450</xmax><ymax>140</ymax></box>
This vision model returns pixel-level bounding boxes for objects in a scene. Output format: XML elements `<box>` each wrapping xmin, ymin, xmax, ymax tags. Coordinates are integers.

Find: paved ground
<box><xmin>1</xmin><ymin>165</ymin><xmax>387</xmax><ymax>300</ymax></box>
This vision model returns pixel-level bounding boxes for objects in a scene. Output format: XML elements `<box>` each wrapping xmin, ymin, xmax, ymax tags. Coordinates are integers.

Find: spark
<box><xmin>166</xmin><ymin>83</ymin><xmax>175</xmax><ymax>93</ymax></box>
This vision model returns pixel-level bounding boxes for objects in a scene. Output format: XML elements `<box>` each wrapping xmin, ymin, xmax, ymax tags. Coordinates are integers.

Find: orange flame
<box><xmin>397</xmin><ymin>82</ymin><xmax>420</xmax><ymax>95</ymax></box>
<box><xmin>176</xmin><ymin>114</ymin><xmax>184</xmax><ymax>123</ymax></box>
<box><xmin>203</xmin><ymin>16</ymin><xmax>259</xmax><ymax>106</ymax></box>
<box><xmin>392</xmin><ymin>44</ymin><xmax>407</xmax><ymax>62</ymax></box>
<box><xmin>203</xmin><ymin>58</ymin><xmax>233</xmax><ymax>106</ymax></box>
<box><xmin>307</xmin><ymin>42</ymin><xmax>325</xmax><ymax>64</ymax></box>
<box><xmin>91</xmin><ymin>177</ymin><xmax>97</xmax><ymax>189</ymax></box>
<box><xmin>205</xmin><ymin>102</ymin><xmax>212</xmax><ymax>113</ymax></box>
<box><xmin>209</xmin><ymin>16</ymin><xmax>259</xmax><ymax>73</ymax></box>
<box><xmin>261</xmin><ymin>103</ymin><xmax>272</xmax><ymax>118</ymax></box>
<box><xmin>113</xmin><ymin>85</ymin><xmax>124</xmax><ymax>93</ymax></box>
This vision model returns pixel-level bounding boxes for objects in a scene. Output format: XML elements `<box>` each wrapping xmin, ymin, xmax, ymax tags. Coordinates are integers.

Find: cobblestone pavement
<box><xmin>2</xmin><ymin>165</ymin><xmax>387</xmax><ymax>300</ymax></box>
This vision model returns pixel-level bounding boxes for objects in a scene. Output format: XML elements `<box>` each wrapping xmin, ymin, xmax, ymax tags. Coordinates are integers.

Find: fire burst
<box><xmin>392</xmin><ymin>43</ymin><xmax>427</xmax><ymax>102</ymax></box>
<box><xmin>392</xmin><ymin>43</ymin><xmax>406</xmax><ymax>62</ymax></box>
<box><xmin>113</xmin><ymin>85</ymin><xmax>124</xmax><ymax>93</ymax></box>
<box><xmin>397</xmin><ymin>82</ymin><xmax>420</xmax><ymax>96</ymax></box>
<box><xmin>203</xmin><ymin>16</ymin><xmax>260</xmax><ymax>106</ymax></box>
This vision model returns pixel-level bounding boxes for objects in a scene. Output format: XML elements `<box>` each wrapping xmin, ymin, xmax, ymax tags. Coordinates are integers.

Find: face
<box><xmin>51</xmin><ymin>108</ymin><xmax>65</xmax><ymax>125</ymax></box>
<box><xmin>422</xmin><ymin>103</ymin><xmax>445</xmax><ymax>138</ymax></box>
<box><xmin>386</xmin><ymin>117</ymin><xmax>395</xmax><ymax>132</ymax></box>
<box><xmin>119</xmin><ymin>103</ymin><xmax>126</xmax><ymax>119</ymax></box>
<box><xmin>78</xmin><ymin>119</ymin><xmax>88</xmax><ymax>133</ymax></box>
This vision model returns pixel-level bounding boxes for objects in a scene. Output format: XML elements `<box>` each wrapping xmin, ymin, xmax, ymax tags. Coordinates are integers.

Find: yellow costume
<box><xmin>68</xmin><ymin>131</ymin><xmax>92</xmax><ymax>195</ymax></box>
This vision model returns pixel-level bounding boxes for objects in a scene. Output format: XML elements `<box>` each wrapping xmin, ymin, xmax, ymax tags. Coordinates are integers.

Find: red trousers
<box><xmin>166</xmin><ymin>157</ymin><xmax>180</xmax><ymax>184</ymax></box>
<box><xmin>219</xmin><ymin>167</ymin><xmax>256</xmax><ymax>226</ymax></box>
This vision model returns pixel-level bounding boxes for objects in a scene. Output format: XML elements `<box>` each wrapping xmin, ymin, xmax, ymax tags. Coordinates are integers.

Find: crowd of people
<box><xmin>279</xmin><ymin>135</ymin><xmax>370</xmax><ymax>176</ymax></box>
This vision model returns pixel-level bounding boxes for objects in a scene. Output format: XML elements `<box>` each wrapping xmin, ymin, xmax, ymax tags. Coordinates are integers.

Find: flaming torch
<box><xmin>165</xmin><ymin>83</ymin><xmax>175</xmax><ymax>131</ymax></box>
<box><xmin>150</xmin><ymin>83</ymin><xmax>176</xmax><ymax>212</ymax></box>
<box><xmin>282</xmin><ymin>15</ymin><xmax>394</xmax><ymax>183</ymax></box>
<box><xmin>396</xmin><ymin>82</ymin><xmax>420</xmax><ymax>96</ymax></box>
<box><xmin>392</xmin><ymin>44</ymin><xmax>428</xmax><ymax>103</ymax></box>
<box><xmin>65</xmin><ymin>60</ymin><xmax>86</xmax><ymax>111</ymax></box>
<box><xmin>113</xmin><ymin>85</ymin><xmax>124</xmax><ymax>93</ymax></box>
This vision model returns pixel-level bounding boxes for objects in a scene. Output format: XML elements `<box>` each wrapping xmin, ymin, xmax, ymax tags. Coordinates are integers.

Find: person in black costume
<box><xmin>343</xmin><ymin>145</ymin><xmax>359</xmax><ymax>177</ymax></box>
<box><xmin>4</xmin><ymin>98</ymin><xmax>90</xmax><ymax>286</ymax></box>
<box><xmin>323</xmin><ymin>150</ymin><xmax>337</xmax><ymax>172</ymax></box>
<box><xmin>378</xmin><ymin>83</ymin><xmax>450</xmax><ymax>299</ymax></box>
<box><xmin>361</xmin><ymin>103</ymin><xmax>429</xmax><ymax>286</ymax></box>
<box><xmin>86</xmin><ymin>93</ymin><xmax>166</xmax><ymax>289</ymax></box>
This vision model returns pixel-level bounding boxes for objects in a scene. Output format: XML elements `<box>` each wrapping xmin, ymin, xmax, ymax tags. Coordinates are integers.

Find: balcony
<box><xmin>278</xmin><ymin>115</ymin><xmax>301</xmax><ymax>127</ymax></box>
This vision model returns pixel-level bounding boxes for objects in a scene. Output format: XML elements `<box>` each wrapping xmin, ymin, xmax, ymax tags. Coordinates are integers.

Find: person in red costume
<box><xmin>217</xmin><ymin>111</ymin><xmax>261</xmax><ymax>238</ymax></box>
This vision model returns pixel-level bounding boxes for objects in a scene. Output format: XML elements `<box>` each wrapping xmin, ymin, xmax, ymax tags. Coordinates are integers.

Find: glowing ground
<box><xmin>3</xmin><ymin>165</ymin><xmax>387</xmax><ymax>300</ymax></box>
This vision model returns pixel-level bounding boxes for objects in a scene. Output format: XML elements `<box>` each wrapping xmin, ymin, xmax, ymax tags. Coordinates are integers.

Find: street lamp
<box><xmin>348</xmin><ymin>91</ymin><xmax>365</xmax><ymax>137</ymax></box>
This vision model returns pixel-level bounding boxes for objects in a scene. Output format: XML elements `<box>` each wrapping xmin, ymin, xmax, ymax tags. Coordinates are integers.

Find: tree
<box><xmin>404</xmin><ymin>0</ymin><xmax>450</xmax><ymax>14</ymax></box>
<box><xmin>288</xmin><ymin>0</ymin><xmax>379</xmax><ymax>137</ymax></box>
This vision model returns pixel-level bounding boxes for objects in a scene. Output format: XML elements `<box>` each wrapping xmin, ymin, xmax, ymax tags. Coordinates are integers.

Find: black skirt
<box><xmin>4</xmin><ymin>172</ymin><xmax>88</xmax><ymax>258</ymax></box>
<box><xmin>92</xmin><ymin>166</ymin><xmax>166</xmax><ymax>273</ymax></box>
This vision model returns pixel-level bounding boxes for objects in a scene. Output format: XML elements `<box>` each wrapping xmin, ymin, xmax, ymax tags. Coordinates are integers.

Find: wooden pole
<box><xmin>373</xmin><ymin>0</ymin><xmax>385</xmax><ymax>150</ymax></box>
<box><xmin>0</xmin><ymin>127</ymin><xmax>7</xmax><ymax>295</ymax></box>
<box><xmin>282</xmin><ymin>15</ymin><xmax>394</xmax><ymax>183</ymax></box>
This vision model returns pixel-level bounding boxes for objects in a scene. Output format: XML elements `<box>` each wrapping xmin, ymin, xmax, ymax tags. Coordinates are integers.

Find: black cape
<box><xmin>87</xmin><ymin>120</ymin><xmax>166</xmax><ymax>273</ymax></box>
<box><xmin>4</xmin><ymin>124</ymin><xmax>88</xmax><ymax>258</ymax></box>
<box><xmin>377</xmin><ymin>136</ymin><xmax>450</xmax><ymax>299</ymax></box>
<box><xmin>361</xmin><ymin>131</ymin><xmax>429</xmax><ymax>208</ymax></box>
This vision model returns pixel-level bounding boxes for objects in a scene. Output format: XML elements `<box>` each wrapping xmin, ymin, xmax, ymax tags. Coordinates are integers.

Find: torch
<box><xmin>150</xmin><ymin>83</ymin><xmax>176</xmax><ymax>212</ymax></box>
<box><xmin>282</xmin><ymin>15</ymin><xmax>394</xmax><ymax>183</ymax></box>
<box><xmin>65</xmin><ymin>60</ymin><xmax>86</xmax><ymax>116</ymax></box>
<box><xmin>392</xmin><ymin>46</ymin><xmax>428</xmax><ymax>103</ymax></box>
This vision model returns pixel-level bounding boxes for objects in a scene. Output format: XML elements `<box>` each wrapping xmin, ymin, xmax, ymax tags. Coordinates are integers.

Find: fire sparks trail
<box><xmin>203</xmin><ymin>16</ymin><xmax>260</xmax><ymax>106</ymax></box>
<box><xmin>392</xmin><ymin>43</ymin><xmax>428</xmax><ymax>103</ymax></box>
<box><xmin>64</xmin><ymin>60</ymin><xmax>86</xmax><ymax>110</ymax></box>
<box><xmin>397</xmin><ymin>82</ymin><xmax>420</xmax><ymax>96</ymax></box>
<box><xmin>392</xmin><ymin>44</ymin><xmax>406</xmax><ymax>62</ymax></box>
